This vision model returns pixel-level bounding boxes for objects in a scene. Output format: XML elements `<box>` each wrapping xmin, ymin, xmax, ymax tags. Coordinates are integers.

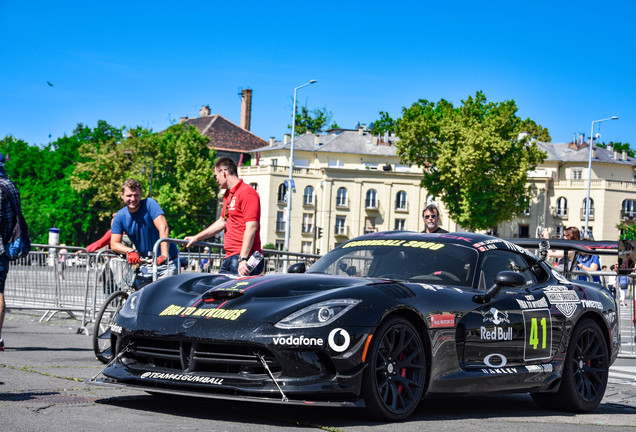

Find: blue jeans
<box><xmin>0</xmin><ymin>254</ymin><xmax>8</xmax><ymax>294</ymax></box>
<box><xmin>220</xmin><ymin>254</ymin><xmax>264</xmax><ymax>276</ymax></box>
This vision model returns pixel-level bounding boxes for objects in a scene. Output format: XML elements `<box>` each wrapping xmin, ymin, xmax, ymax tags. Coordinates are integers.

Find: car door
<box><xmin>460</xmin><ymin>249</ymin><xmax>555</xmax><ymax>372</ymax></box>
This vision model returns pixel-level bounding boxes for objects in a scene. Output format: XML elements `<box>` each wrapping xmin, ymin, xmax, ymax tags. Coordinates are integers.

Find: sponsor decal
<box><xmin>544</xmin><ymin>287</ymin><xmax>580</xmax><ymax>318</ymax></box>
<box><xmin>516</xmin><ymin>297</ymin><xmax>549</xmax><ymax>309</ymax></box>
<box><xmin>341</xmin><ymin>239</ymin><xmax>445</xmax><ymax>250</ymax></box>
<box><xmin>605</xmin><ymin>311</ymin><xmax>617</xmax><ymax>323</ymax></box>
<box><xmin>581</xmin><ymin>299</ymin><xmax>603</xmax><ymax>310</ymax></box>
<box><xmin>522</xmin><ymin>309</ymin><xmax>552</xmax><ymax>361</ymax></box>
<box><xmin>182</xmin><ymin>319</ymin><xmax>196</xmax><ymax>329</ymax></box>
<box><xmin>141</xmin><ymin>372</ymin><xmax>223</xmax><ymax>385</ymax></box>
<box><xmin>328</xmin><ymin>328</ymin><xmax>351</xmax><ymax>352</ymax></box>
<box><xmin>551</xmin><ymin>270</ymin><xmax>570</xmax><ymax>284</ymax></box>
<box><xmin>473</xmin><ymin>239</ymin><xmax>503</xmax><ymax>252</ymax></box>
<box><xmin>481</xmin><ymin>308</ymin><xmax>510</xmax><ymax>325</ymax></box>
<box><xmin>110</xmin><ymin>324</ymin><xmax>122</xmax><ymax>334</ymax></box>
<box><xmin>481</xmin><ymin>367</ymin><xmax>517</xmax><ymax>374</ymax></box>
<box><xmin>430</xmin><ymin>313</ymin><xmax>455</xmax><ymax>328</ymax></box>
<box><xmin>159</xmin><ymin>304</ymin><xmax>246</xmax><ymax>321</ymax></box>
<box><xmin>273</xmin><ymin>335</ymin><xmax>324</xmax><ymax>346</ymax></box>
<box><xmin>526</xmin><ymin>364</ymin><xmax>553</xmax><ymax>373</ymax></box>
<box><xmin>480</xmin><ymin>326</ymin><xmax>513</xmax><ymax>341</ymax></box>
<box><xmin>483</xmin><ymin>353</ymin><xmax>508</xmax><ymax>368</ymax></box>
<box><xmin>417</xmin><ymin>284</ymin><xmax>437</xmax><ymax>292</ymax></box>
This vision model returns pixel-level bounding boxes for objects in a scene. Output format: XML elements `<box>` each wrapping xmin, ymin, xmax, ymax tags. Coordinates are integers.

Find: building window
<box><xmin>556</xmin><ymin>197</ymin><xmax>568</xmax><ymax>218</ymax></box>
<box><xmin>271</xmin><ymin>159</ymin><xmax>278</xmax><ymax>167</ymax></box>
<box><xmin>303</xmin><ymin>186</ymin><xmax>314</xmax><ymax>206</ymax></box>
<box><xmin>395</xmin><ymin>191</ymin><xmax>407</xmax><ymax>211</ymax></box>
<box><xmin>275</xmin><ymin>240</ymin><xmax>284</xmax><ymax>250</ymax></box>
<box><xmin>277</xmin><ymin>183</ymin><xmax>287</xmax><ymax>203</ymax></box>
<box><xmin>301</xmin><ymin>241</ymin><xmax>312</xmax><ymax>254</ymax></box>
<box><xmin>250</xmin><ymin>182</ymin><xmax>258</xmax><ymax>193</ymax></box>
<box><xmin>572</xmin><ymin>169</ymin><xmax>583</xmax><ymax>180</ymax></box>
<box><xmin>582</xmin><ymin>198</ymin><xmax>594</xmax><ymax>219</ymax></box>
<box><xmin>363</xmin><ymin>162</ymin><xmax>378</xmax><ymax>170</ymax></box>
<box><xmin>328</xmin><ymin>160</ymin><xmax>345</xmax><ymax>168</ymax></box>
<box><xmin>364</xmin><ymin>217</ymin><xmax>377</xmax><ymax>234</ymax></box>
<box><xmin>555</xmin><ymin>226</ymin><xmax>565</xmax><ymax>238</ymax></box>
<box><xmin>302</xmin><ymin>213</ymin><xmax>313</xmax><ymax>233</ymax></box>
<box><xmin>335</xmin><ymin>216</ymin><xmax>346</xmax><ymax>235</ymax></box>
<box><xmin>365</xmin><ymin>189</ymin><xmax>378</xmax><ymax>209</ymax></box>
<box><xmin>394</xmin><ymin>219</ymin><xmax>406</xmax><ymax>230</ymax></box>
<box><xmin>295</xmin><ymin>159</ymin><xmax>310</xmax><ymax>168</ymax></box>
<box><xmin>336</xmin><ymin>187</ymin><xmax>348</xmax><ymax>208</ymax></box>
<box><xmin>622</xmin><ymin>199</ymin><xmax>636</xmax><ymax>219</ymax></box>
<box><xmin>276</xmin><ymin>211</ymin><xmax>285</xmax><ymax>232</ymax></box>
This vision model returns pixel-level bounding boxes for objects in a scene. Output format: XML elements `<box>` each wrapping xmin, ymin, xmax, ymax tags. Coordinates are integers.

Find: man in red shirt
<box><xmin>185</xmin><ymin>157</ymin><xmax>263</xmax><ymax>276</ymax></box>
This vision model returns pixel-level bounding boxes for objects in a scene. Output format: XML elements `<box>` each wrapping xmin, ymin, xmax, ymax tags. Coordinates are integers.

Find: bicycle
<box><xmin>93</xmin><ymin>257</ymin><xmax>154</xmax><ymax>364</ymax></box>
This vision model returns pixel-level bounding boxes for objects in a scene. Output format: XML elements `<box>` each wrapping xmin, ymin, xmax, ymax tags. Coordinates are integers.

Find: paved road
<box><xmin>1</xmin><ymin>310</ymin><xmax>636</xmax><ymax>432</ymax></box>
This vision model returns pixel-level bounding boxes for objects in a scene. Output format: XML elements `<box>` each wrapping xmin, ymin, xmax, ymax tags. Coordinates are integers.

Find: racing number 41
<box><xmin>523</xmin><ymin>309</ymin><xmax>552</xmax><ymax>361</ymax></box>
<box><xmin>529</xmin><ymin>316</ymin><xmax>547</xmax><ymax>350</ymax></box>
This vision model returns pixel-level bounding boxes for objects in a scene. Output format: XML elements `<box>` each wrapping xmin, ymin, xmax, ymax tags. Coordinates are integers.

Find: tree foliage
<box><xmin>396</xmin><ymin>91</ymin><xmax>549</xmax><ymax>231</ymax></box>
<box><xmin>289</xmin><ymin>106</ymin><xmax>337</xmax><ymax>135</ymax></box>
<box><xmin>370</xmin><ymin>111</ymin><xmax>396</xmax><ymax>136</ymax></box>
<box><xmin>597</xmin><ymin>141</ymin><xmax>633</xmax><ymax>157</ymax></box>
<box><xmin>1</xmin><ymin>120</ymin><xmax>219</xmax><ymax>247</ymax></box>
<box><xmin>72</xmin><ymin>122</ymin><xmax>218</xmax><ymax>239</ymax></box>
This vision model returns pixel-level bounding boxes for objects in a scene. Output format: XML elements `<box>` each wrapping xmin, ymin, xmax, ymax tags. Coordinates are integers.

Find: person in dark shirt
<box><xmin>421</xmin><ymin>204</ymin><xmax>448</xmax><ymax>233</ymax></box>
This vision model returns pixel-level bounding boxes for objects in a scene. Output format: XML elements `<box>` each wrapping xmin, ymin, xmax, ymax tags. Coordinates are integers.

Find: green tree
<box><xmin>370</xmin><ymin>111</ymin><xmax>396</xmax><ymax>135</ymax></box>
<box><xmin>289</xmin><ymin>106</ymin><xmax>337</xmax><ymax>135</ymax></box>
<box><xmin>597</xmin><ymin>141</ymin><xmax>633</xmax><ymax>157</ymax></box>
<box><xmin>72</xmin><ymin>122</ymin><xmax>218</xmax><ymax>239</ymax></box>
<box><xmin>396</xmin><ymin>91</ymin><xmax>549</xmax><ymax>231</ymax></box>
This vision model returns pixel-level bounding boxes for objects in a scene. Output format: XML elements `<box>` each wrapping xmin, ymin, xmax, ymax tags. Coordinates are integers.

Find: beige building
<box><xmin>239</xmin><ymin>127</ymin><xmax>454</xmax><ymax>254</ymax></box>
<box><xmin>239</xmin><ymin>129</ymin><xmax>636</xmax><ymax>255</ymax></box>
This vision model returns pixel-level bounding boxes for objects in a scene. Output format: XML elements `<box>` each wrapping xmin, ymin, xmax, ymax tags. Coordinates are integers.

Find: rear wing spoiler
<box><xmin>505</xmin><ymin>238</ymin><xmax>620</xmax><ymax>279</ymax></box>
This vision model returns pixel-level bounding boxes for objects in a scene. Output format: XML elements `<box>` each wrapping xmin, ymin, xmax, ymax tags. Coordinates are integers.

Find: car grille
<box><xmin>121</xmin><ymin>336</ymin><xmax>281</xmax><ymax>376</ymax></box>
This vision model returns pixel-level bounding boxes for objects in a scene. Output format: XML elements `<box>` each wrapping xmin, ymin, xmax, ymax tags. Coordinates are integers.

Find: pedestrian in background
<box><xmin>0</xmin><ymin>152</ymin><xmax>25</xmax><ymax>351</ymax></box>
<box><xmin>185</xmin><ymin>157</ymin><xmax>263</xmax><ymax>276</ymax></box>
<box><xmin>421</xmin><ymin>204</ymin><xmax>448</xmax><ymax>234</ymax></box>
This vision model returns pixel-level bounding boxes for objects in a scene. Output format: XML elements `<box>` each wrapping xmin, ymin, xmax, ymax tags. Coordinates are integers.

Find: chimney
<box><xmin>592</xmin><ymin>148</ymin><xmax>597</xmax><ymax>158</ymax></box>
<box><xmin>314</xmin><ymin>135</ymin><xmax>320</xmax><ymax>145</ymax></box>
<box><xmin>614</xmin><ymin>150</ymin><xmax>620</xmax><ymax>160</ymax></box>
<box><xmin>269</xmin><ymin>137</ymin><xmax>276</xmax><ymax>146</ymax></box>
<box><xmin>179</xmin><ymin>116</ymin><xmax>188</xmax><ymax>124</ymax></box>
<box><xmin>200</xmin><ymin>105</ymin><xmax>211</xmax><ymax>117</ymax></box>
<box><xmin>358</xmin><ymin>125</ymin><xmax>364</xmax><ymax>135</ymax></box>
<box><xmin>284</xmin><ymin>134</ymin><xmax>291</xmax><ymax>144</ymax></box>
<box><xmin>623</xmin><ymin>150</ymin><xmax>627</xmax><ymax>160</ymax></box>
<box><xmin>240</xmin><ymin>88</ymin><xmax>252</xmax><ymax>131</ymax></box>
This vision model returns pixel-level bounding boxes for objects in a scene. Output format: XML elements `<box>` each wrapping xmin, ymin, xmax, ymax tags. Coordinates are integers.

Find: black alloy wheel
<box><xmin>362</xmin><ymin>316</ymin><xmax>427</xmax><ymax>421</ymax></box>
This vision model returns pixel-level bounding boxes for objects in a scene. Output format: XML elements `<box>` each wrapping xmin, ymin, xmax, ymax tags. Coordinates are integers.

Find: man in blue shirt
<box><xmin>577</xmin><ymin>253</ymin><xmax>601</xmax><ymax>283</ymax></box>
<box><xmin>110</xmin><ymin>178</ymin><xmax>178</xmax><ymax>280</ymax></box>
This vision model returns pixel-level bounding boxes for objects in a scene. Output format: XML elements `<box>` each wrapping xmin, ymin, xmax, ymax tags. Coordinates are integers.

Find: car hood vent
<box><xmin>201</xmin><ymin>289</ymin><xmax>245</xmax><ymax>303</ymax></box>
<box><xmin>371</xmin><ymin>282</ymin><xmax>416</xmax><ymax>299</ymax></box>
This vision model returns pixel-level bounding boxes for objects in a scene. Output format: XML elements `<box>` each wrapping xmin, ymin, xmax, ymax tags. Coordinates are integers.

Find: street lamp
<box><xmin>284</xmin><ymin>79</ymin><xmax>317</xmax><ymax>252</ymax></box>
<box><xmin>584</xmin><ymin>116</ymin><xmax>619</xmax><ymax>238</ymax></box>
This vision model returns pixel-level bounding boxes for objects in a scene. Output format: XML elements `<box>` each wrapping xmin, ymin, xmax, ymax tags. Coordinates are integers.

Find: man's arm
<box><xmin>110</xmin><ymin>232</ymin><xmax>129</xmax><ymax>255</ymax></box>
<box><xmin>237</xmin><ymin>220</ymin><xmax>259</xmax><ymax>276</ymax></box>
<box><xmin>153</xmin><ymin>214</ymin><xmax>171</xmax><ymax>258</ymax></box>
<box><xmin>184</xmin><ymin>217</ymin><xmax>226</xmax><ymax>248</ymax></box>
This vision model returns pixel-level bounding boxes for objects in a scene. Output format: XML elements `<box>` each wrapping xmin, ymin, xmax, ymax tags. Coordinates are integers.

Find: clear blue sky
<box><xmin>1</xmin><ymin>1</ymin><xmax>634</xmax><ymax>148</ymax></box>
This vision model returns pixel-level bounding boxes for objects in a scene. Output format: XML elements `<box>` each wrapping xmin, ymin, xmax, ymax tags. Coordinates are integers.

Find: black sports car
<box><xmin>91</xmin><ymin>232</ymin><xmax>620</xmax><ymax>421</ymax></box>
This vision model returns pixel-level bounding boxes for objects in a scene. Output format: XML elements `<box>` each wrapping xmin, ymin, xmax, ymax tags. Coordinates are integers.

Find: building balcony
<box><xmin>364</xmin><ymin>227</ymin><xmax>378</xmax><ymax>234</ymax></box>
<box><xmin>301</xmin><ymin>225</ymin><xmax>314</xmax><ymax>235</ymax></box>
<box><xmin>334</xmin><ymin>225</ymin><xmax>350</xmax><ymax>237</ymax></box>
<box><xmin>621</xmin><ymin>210</ymin><xmax>636</xmax><ymax>221</ymax></box>
<box><xmin>336</xmin><ymin>198</ymin><xmax>349</xmax><ymax>209</ymax></box>
<box><xmin>580</xmin><ymin>209</ymin><xmax>594</xmax><ymax>221</ymax></box>
<box><xmin>365</xmin><ymin>199</ymin><xmax>380</xmax><ymax>211</ymax></box>
<box><xmin>554</xmin><ymin>208</ymin><xmax>568</xmax><ymax>219</ymax></box>
<box><xmin>275</xmin><ymin>222</ymin><xmax>286</xmax><ymax>233</ymax></box>
<box><xmin>394</xmin><ymin>202</ymin><xmax>408</xmax><ymax>213</ymax></box>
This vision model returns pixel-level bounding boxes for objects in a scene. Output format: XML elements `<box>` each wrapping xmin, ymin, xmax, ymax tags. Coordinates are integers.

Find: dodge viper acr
<box><xmin>90</xmin><ymin>231</ymin><xmax>620</xmax><ymax>421</ymax></box>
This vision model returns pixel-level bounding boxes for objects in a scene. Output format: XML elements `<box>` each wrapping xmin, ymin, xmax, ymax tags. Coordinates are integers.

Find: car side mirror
<box><xmin>474</xmin><ymin>271</ymin><xmax>526</xmax><ymax>304</ymax></box>
<box><xmin>288</xmin><ymin>263</ymin><xmax>306</xmax><ymax>273</ymax></box>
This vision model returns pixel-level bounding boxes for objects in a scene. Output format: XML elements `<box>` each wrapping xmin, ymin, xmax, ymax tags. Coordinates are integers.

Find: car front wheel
<box><xmin>361</xmin><ymin>316</ymin><xmax>427</xmax><ymax>421</ymax></box>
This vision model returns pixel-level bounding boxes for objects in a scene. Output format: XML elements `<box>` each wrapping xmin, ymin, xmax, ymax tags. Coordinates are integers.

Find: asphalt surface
<box><xmin>1</xmin><ymin>309</ymin><xmax>636</xmax><ymax>432</ymax></box>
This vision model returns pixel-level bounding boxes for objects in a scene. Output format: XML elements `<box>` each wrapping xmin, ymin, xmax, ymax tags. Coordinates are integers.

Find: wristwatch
<box><xmin>239</xmin><ymin>257</ymin><xmax>248</xmax><ymax>262</ymax></box>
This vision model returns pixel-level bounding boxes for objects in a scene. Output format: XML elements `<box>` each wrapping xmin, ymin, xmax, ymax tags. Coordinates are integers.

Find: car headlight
<box><xmin>118</xmin><ymin>291</ymin><xmax>142</xmax><ymax>318</ymax></box>
<box><xmin>275</xmin><ymin>299</ymin><xmax>361</xmax><ymax>329</ymax></box>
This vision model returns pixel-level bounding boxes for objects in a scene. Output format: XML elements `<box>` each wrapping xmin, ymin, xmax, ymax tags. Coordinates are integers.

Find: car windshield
<box><xmin>307</xmin><ymin>240</ymin><xmax>478</xmax><ymax>287</ymax></box>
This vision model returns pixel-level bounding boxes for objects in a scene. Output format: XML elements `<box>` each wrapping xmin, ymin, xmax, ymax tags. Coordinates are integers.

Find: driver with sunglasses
<box><xmin>421</xmin><ymin>204</ymin><xmax>448</xmax><ymax>233</ymax></box>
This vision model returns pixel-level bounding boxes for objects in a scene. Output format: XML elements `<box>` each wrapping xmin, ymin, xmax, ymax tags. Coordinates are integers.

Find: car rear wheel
<box><xmin>93</xmin><ymin>290</ymin><xmax>129</xmax><ymax>364</ymax></box>
<box><xmin>361</xmin><ymin>316</ymin><xmax>427</xmax><ymax>421</ymax></box>
<box><xmin>531</xmin><ymin>318</ymin><xmax>609</xmax><ymax>412</ymax></box>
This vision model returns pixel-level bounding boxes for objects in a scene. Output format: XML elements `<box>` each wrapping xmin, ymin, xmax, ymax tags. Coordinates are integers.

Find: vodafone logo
<box><xmin>328</xmin><ymin>328</ymin><xmax>351</xmax><ymax>352</ymax></box>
